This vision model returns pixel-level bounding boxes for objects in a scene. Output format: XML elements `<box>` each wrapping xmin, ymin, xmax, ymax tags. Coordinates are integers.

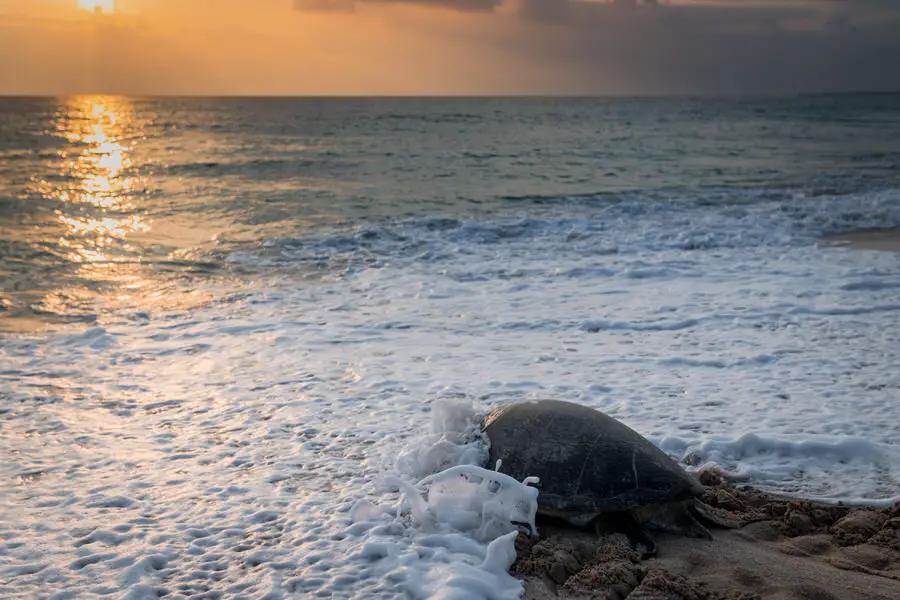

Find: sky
<box><xmin>1</xmin><ymin>0</ymin><xmax>899</xmax><ymax>95</ymax></box>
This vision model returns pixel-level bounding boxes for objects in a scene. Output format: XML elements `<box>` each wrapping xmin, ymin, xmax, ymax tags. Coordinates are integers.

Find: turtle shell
<box><xmin>483</xmin><ymin>400</ymin><xmax>703</xmax><ymax>516</ymax></box>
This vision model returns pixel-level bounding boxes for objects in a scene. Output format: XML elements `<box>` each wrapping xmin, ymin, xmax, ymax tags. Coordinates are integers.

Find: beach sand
<box><xmin>513</xmin><ymin>472</ymin><xmax>900</xmax><ymax>600</ymax></box>
<box><xmin>821</xmin><ymin>228</ymin><xmax>900</xmax><ymax>252</ymax></box>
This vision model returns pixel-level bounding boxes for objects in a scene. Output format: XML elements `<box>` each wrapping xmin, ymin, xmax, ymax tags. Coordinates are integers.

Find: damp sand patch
<box><xmin>821</xmin><ymin>228</ymin><xmax>900</xmax><ymax>252</ymax></box>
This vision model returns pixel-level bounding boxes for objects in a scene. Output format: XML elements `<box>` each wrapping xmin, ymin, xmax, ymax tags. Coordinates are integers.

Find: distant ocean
<box><xmin>2</xmin><ymin>95</ymin><xmax>900</xmax><ymax>599</ymax></box>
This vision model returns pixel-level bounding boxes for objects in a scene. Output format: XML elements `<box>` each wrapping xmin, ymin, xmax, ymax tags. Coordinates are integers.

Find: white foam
<box><xmin>419</xmin><ymin>531</ymin><xmax>522</xmax><ymax>600</ymax></box>
<box><xmin>667</xmin><ymin>432</ymin><xmax>900</xmax><ymax>506</ymax></box>
<box><xmin>391</xmin><ymin>465</ymin><xmax>539</xmax><ymax>541</ymax></box>
<box><xmin>393</xmin><ymin>400</ymin><xmax>488</xmax><ymax>480</ymax></box>
<box><xmin>362</xmin><ymin>404</ymin><xmax>539</xmax><ymax>599</ymax></box>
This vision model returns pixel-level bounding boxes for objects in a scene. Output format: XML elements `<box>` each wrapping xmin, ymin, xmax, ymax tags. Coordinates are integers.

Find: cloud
<box><xmin>287</xmin><ymin>0</ymin><xmax>900</xmax><ymax>94</ymax></box>
<box><xmin>482</xmin><ymin>1</ymin><xmax>900</xmax><ymax>94</ymax></box>
<box><xmin>518</xmin><ymin>0</ymin><xmax>569</xmax><ymax>21</ymax></box>
<box><xmin>294</xmin><ymin>0</ymin><xmax>502</xmax><ymax>13</ymax></box>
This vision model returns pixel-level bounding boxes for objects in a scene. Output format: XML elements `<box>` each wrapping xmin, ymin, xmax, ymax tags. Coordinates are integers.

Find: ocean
<box><xmin>1</xmin><ymin>95</ymin><xmax>899</xmax><ymax>599</ymax></box>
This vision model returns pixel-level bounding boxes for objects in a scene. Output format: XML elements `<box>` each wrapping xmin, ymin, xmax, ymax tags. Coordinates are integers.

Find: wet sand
<box><xmin>821</xmin><ymin>228</ymin><xmax>900</xmax><ymax>252</ymax></box>
<box><xmin>513</xmin><ymin>473</ymin><xmax>900</xmax><ymax>600</ymax></box>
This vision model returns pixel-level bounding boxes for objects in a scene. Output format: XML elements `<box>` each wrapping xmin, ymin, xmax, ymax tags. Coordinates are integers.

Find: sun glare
<box><xmin>78</xmin><ymin>0</ymin><xmax>114</xmax><ymax>13</ymax></box>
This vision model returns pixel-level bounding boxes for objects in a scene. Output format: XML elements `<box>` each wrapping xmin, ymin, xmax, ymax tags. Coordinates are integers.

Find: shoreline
<box><xmin>821</xmin><ymin>227</ymin><xmax>900</xmax><ymax>252</ymax></box>
<box><xmin>514</xmin><ymin>475</ymin><xmax>900</xmax><ymax>599</ymax></box>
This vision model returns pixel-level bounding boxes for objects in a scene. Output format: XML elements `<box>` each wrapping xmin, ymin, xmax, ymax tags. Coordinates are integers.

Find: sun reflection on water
<box><xmin>6</xmin><ymin>95</ymin><xmax>174</xmax><ymax>328</ymax></box>
<box><xmin>0</xmin><ymin>97</ymin><xmax>238</xmax><ymax>333</ymax></box>
<box><xmin>51</xmin><ymin>96</ymin><xmax>146</xmax><ymax>266</ymax></box>
<box><xmin>15</xmin><ymin>96</ymin><xmax>223</xmax><ymax>330</ymax></box>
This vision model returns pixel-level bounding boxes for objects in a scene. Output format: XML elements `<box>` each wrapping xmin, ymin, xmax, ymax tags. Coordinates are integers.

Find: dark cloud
<box><xmin>502</xmin><ymin>1</ymin><xmax>900</xmax><ymax>94</ymax></box>
<box><xmin>286</xmin><ymin>0</ymin><xmax>900</xmax><ymax>94</ymax></box>
<box><xmin>294</xmin><ymin>0</ymin><xmax>501</xmax><ymax>12</ymax></box>
<box><xmin>518</xmin><ymin>0</ymin><xmax>569</xmax><ymax>22</ymax></box>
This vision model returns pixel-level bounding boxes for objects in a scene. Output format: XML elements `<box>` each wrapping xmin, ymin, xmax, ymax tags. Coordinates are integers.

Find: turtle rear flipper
<box><xmin>633</xmin><ymin>500</ymin><xmax>713</xmax><ymax>540</ymax></box>
<box><xmin>691</xmin><ymin>498</ymin><xmax>754</xmax><ymax>529</ymax></box>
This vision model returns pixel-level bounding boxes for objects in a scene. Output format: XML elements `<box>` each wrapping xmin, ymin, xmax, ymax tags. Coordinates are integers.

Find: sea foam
<box><xmin>374</xmin><ymin>400</ymin><xmax>539</xmax><ymax>599</ymax></box>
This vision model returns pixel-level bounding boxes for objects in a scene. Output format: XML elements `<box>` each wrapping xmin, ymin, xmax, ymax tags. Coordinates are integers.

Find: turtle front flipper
<box><xmin>593</xmin><ymin>513</ymin><xmax>658</xmax><ymax>558</ymax></box>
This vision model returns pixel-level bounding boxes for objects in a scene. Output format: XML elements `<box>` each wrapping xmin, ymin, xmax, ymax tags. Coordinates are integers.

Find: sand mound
<box><xmin>513</xmin><ymin>475</ymin><xmax>900</xmax><ymax>600</ymax></box>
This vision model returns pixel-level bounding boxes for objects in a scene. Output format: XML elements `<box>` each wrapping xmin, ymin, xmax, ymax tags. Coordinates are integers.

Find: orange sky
<box><xmin>0</xmin><ymin>0</ymin><xmax>549</xmax><ymax>95</ymax></box>
<box><xmin>1</xmin><ymin>0</ymin><xmax>898</xmax><ymax>95</ymax></box>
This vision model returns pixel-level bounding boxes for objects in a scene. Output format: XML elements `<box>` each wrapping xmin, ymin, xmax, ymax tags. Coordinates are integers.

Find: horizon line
<box><xmin>1</xmin><ymin>89</ymin><xmax>900</xmax><ymax>100</ymax></box>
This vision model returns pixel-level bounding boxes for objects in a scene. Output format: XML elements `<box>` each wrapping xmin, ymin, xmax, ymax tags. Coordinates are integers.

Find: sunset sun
<box><xmin>78</xmin><ymin>0</ymin><xmax>114</xmax><ymax>13</ymax></box>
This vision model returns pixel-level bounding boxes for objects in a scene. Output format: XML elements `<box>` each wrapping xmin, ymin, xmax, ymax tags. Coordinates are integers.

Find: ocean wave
<box><xmin>668</xmin><ymin>432</ymin><xmax>900</xmax><ymax>506</ymax></box>
<box><xmin>374</xmin><ymin>111</ymin><xmax>485</xmax><ymax>124</ymax></box>
<box><xmin>229</xmin><ymin>185</ymin><xmax>900</xmax><ymax>280</ymax></box>
<box><xmin>788</xmin><ymin>304</ymin><xmax>900</xmax><ymax>317</ymax></box>
<box><xmin>581</xmin><ymin>318</ymin><xmax>704</xmax><ymax>333</ymax></box>
<box><xmin>165</xmin><ymin>157</ymin><xmax>354</xmax><ymax>180</ymax></box>
<box><xmin>840</xmin><ymin>279</ymin><xmax>900</xmax><ymax>292</ymax></box>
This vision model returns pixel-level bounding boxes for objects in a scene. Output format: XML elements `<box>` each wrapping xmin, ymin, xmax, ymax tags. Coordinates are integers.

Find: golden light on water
<box><xmin>52</xmin><ymin>96</ymin><xmax>145</xmax><ymax>265</ymax></box>
<box><xmin>56</xmin><ymin>99</ymin><xmax>135</xmax><ymax>210</ymax></box>
<box><xmin>78</xmin><ymin>0</ymin><xmax>115</xmax><ymax>14</ymax></box>
<box><xmin>57</xmin><ymin>214</ymin><xmax>149</xmax><ymax>239</ymax></box>
<box><xmin>14</xmin><ymin>95</ymin><xmax>221</xmax><ymax>330</ymax></box>
<box><xmin>14</xmin><ymin>94</ymin><xmax>165</xmax><ymax>327</ymax></box>
<box><xmin>2</xmin><ymin>95</ymin><xmax>226</xmax><ymax>333</ymax></box>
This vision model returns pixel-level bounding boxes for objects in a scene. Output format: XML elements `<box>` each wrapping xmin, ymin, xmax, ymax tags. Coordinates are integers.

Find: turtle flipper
<box><xmin>691</xmin><ymin>498</ymin><xmax>756</xmax><ymax>530</ymax></box>
<box><xmin>593</xmin><ymin>514</ymin><xmax>657</xmax><ymax>558</ymax></box>
<box><xmin>634</xmin><ymin>500</ymin><xmax>713</xmax><ymax>540</ymax></box>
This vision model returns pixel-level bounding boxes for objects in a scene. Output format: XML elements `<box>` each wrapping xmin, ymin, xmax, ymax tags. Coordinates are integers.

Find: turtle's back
<box><xmin>483</xmin><ymin>400</ymin><xmax>703</xmax><ymax>515</ymax></box>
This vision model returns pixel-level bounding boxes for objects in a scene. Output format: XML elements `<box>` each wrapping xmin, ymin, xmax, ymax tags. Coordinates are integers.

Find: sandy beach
<box><xmin>821</xmin><ymin>228</ymin><xmax>900</xmax><ymax>252</ymax></box>
<box><xmin>514</xmin><ymin>473</ymin><xmax>900</xmax><ymax>600</ymax></box>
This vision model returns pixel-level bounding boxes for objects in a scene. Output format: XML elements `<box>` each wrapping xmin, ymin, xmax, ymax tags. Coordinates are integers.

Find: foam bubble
<box><xmin>392</xmin><ymin>465</ymin><xmax>539</xmax><ymax>541</ymax></box>
<box><xmin>393</xmin><ymin>400</ymin><xmax>488</xmax><ymax>480</ymax></box>
<box><xmin>419</xmin><ymin>531</ymin><xmax>522</xmax><ymax>600</ymax></box>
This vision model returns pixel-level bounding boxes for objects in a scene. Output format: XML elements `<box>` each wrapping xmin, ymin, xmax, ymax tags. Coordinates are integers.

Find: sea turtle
<box><xmin>482</xmin><ymin>399</ymin><xmax>715</xmax><ymax>553</ymax></box>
